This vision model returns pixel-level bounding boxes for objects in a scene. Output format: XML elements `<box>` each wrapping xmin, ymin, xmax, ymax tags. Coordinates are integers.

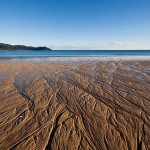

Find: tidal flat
<box><xmin>0</xmin><ymin>60</ymin><xmax>150</xmax><ymax>150</ymax></box>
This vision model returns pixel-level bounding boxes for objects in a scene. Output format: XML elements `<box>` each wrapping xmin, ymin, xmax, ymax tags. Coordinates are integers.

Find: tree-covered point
<box><xmin>0</xmin><ymin>43</ymin><xmax>51</xmax><ymax>50</ymax></box>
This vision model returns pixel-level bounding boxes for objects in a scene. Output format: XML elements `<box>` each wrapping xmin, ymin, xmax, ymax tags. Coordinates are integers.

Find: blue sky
<box><xmin>0</xmin><ymin>0</ymin><xmax>150</xmax><ymax>50</ymax></box>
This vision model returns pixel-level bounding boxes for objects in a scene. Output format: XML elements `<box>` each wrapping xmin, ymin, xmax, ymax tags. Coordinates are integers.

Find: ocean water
<box><xmin>0</xmin><ymin>50</ymin><xmax>150</xmax><ymax>62</ymax></box>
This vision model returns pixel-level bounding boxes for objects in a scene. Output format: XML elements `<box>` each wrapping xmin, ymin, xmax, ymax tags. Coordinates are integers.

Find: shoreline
<box><xmin>0</xmin><ymin>55</ymin><xmax>150</xmax><ymax>62</ymax></box>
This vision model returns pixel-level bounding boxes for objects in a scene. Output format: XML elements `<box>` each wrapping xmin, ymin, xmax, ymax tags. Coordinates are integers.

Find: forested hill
<box><xmin>0</xmin><ymin>43</ymin><xmax>51</xmax><ymax>50</ymax></box>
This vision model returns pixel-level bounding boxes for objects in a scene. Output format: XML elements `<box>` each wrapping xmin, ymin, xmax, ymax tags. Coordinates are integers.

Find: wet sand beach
<box><xmin>0</xmin><ymin>60</ymin><xmax>150</xmax><ymax>150</ymax></box>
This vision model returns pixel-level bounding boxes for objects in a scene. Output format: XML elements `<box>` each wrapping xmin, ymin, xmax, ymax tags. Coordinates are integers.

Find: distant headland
<box><xmin>0</xmin><ymin>43</ymin><xmax>51</xmax><ymax>50</ymax></box>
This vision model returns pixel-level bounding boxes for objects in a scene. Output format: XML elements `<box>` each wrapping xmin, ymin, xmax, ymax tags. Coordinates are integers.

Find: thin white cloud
<box><xmin>111</xmin><ymin>41</ymin><xmax>131</xmax><ymax>45</ymax></box>
<box><xmin>50</xmin><ymin>41</ymin><xmax>132</xmax><ymax>50</ymax></box>
<box><xmin>50</xmin><ymin>44</ymin><xmax>103</xmax><ymax>50</ymax></box>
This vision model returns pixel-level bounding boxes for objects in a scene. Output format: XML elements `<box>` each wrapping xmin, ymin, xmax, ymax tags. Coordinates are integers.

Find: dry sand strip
<box><xmin>0</xmin><ymin>61</ymin><xmax>150</xmax><ymax>150</ymax></box>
